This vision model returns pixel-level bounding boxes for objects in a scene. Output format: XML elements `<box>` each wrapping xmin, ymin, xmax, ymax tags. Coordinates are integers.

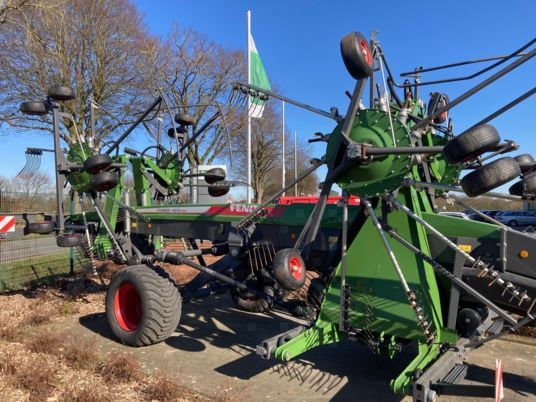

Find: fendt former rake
<box><xmin>19</xmin><ymin>31</ymin><xmax>536</xmax><ymax>401</ymax></box>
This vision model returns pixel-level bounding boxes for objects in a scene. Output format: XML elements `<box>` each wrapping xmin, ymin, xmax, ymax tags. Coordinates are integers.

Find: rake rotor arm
<box><xmin>235</xmin><ymin>156</ymin><xmax>326</xmax><ymax>227</ymax></box>
<box><xmin>397</xmin><ymin>37</ymin><xmax>535</xmax><ymax>87</ymax></box>
<box><xmin>178</xmin><ymin>110</ymin><xmax>221</xmax><ymax>153</ymax></box>
<box><xmin>411</xmin><ymin>46</ymin><xmax>536</xmax><ymax>132</ymax></box>
<box><xmin>404</xmin><ymin>179</ymin><xmax>524</xmax><ymax>203</ymax></box>
<box><xmin>105</xmin><ymin>96</ymin><xmax>162</xmax><ymax>155</ymax></box>
<box><xmin>233</xmin><ymin>82</ymin><xmax>342</xmax><ymax>122</ymax></box>
<box><xmin>383</xmin><ymin>224</ymin><xmax>518</xmax><ymax>326</ymax></box>
<box><xmin>460</xmin><ymin>86</ymin><xmax>536</xmax><ymax>136</ymax></box>
<box><xmin>385</xmin><ymin>193</ymin><xmax>532</xmax><ymax>306</ymax></box>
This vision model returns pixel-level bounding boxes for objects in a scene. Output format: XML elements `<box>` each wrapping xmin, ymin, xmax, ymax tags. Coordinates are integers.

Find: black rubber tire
<box><xmin>509</xmin><ymin>181</ymin><xmax>523</xmax><ymax>196</ymax></box>
<box><xmin>20</xmin><ymin>101</ymin><xmax>48</xmax><ymax>116</ymax></box>
<box><xmin>105</xmin><ymin>265</ymin><xmax>182</xmax><ymax>346</ymax></box>
<box><xmin>514</xmin><ymin>153</ymin><xmax>535</xmax><ymax>164</ymax></box>
<box><xmin>56</xmin><ymin>233</ymin><xmax>83</xmax><ymax>247</ymax></box>
<box><xmin>509</xmin><ymin>220</ymin><xmax>518</xmax><ymax>227</ymax></box>
<box><xmin>83</xmin><ymin>154</ymin><xmax>113</xmax><ymax>174</ymax></box>
<box><xmin>523</xmin><ymin>172</ymin><xmax>536</xmax><ymax>194</ymax></box>
<box><xmin>90</xmin><ymin>171</ymin><xmax>119</xmax><ymax>192</ymax></box>
<box><xmin>204</xmin><ymin>167</ymin><xmax>226</xmax><ymax>184</ymax></box>
<box><xmin>208</xmin><ymin>185</ymin><xmax>230</xmax><ymax>197</ymax></box>
<box><xmin>457</xmin><ymin>308</ymin><xmax>482</xmax><ymax>338</ymax></box>
<box><xmin>461</xmin><ymin>157</ymin><xmax>520</xmax><ymax>197</ymax></box>
<box><xmin>231</xmin><ymin>286</ymin><xmax>274</xmax><ymax>313</ymax></box>
<box><xmin>509</xmin><ymin>173</ymin><xmax>536</xmax><ymax>196</ymax></box>
<box><xmin>28</xmin><ymin>221</ymin><xmax>55</xmax><ymax>234</ymax></box>
<box><xmin>272</xmin><ymin>249</ymin><xmax>307</xmax><ymax>291</ymax></box>
<box><xmin>174</xmin><ymin>113</ymin><xmax>195</xmax><ymax>126</ymax></box>
<box><xmin>444</xmin><ymin>124</ymin><xmax>500</xmax><ymax>164</ymax></box>
<box><xmin>47</xmin><ymin>86</ymin><xmax>76</xmax><ymax>101</ymax></box>
<box><xmin>168</xmin><ymin>126</ymin><xmax>187</xmax><ymax>138</ymax></box>
<box><xmin>340</xmin><ymin>32</ymin><xmax>374</xmax><ymax>80</ymax></box>
<box><xmin>514</xmin><ymin>154</ymin><xmax>536</xmax><ymax>174</ymax></box>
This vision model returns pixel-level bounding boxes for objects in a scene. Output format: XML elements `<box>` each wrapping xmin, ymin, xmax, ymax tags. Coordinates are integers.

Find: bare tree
<box><xmin>5</xmin><ymin>172</ymin><xmax>54</xmax><ymax>196</ymax></box>
<box><xmin>0</xmin><ymin>175</ymin><xmax>8</xmax><ymax>190</ymax></box>
<box><xmin>262</xmin><ymin>134</ymin><xmax>319</xmax><ymax>199</ymax></box>
<box><xmin>155</xmin><ymin>26</ymin><xmax>245</xmax><ymax>168</ymax></box>
<box><xmin>0</xmin><ymin>0</ymin><xmax>38</xmax><ymax>25</ymax></box>
<box><xmin>232</xmin><ymin>103</ymin><xmax>319</xmax><ymax>203</ymax></box>
<box><xmin>0</xmin><ymin>0</ymin><xmax>155</xmax><ymax>145</ymax></box>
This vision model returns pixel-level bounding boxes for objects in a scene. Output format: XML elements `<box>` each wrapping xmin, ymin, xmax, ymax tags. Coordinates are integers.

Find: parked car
<box><xmin>469</xmin><ymin>210</ymin><xmax>504</xmax><ymax>222</ymax></box>
<box><xmin>496</xmin><ymin>210</ymin><xmax>536</xmax><ymax>227</ymax></box>
<box><xmin>485</xmin><ymin>210</ymin><xmax>504</xmax><ymax>219</ymax></box>
<box><xmin>439</xmin><ymin>211</ymin><xmax>470</xmax><ymax>220</ymax></box>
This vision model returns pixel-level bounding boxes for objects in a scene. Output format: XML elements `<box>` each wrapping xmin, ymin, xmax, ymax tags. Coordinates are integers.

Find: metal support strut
<box><xmin>383</xmin><ymin>225</ymin><xmax>518</xmax><ymax>326</ymax></box>
<box><xmin>339</xmin><ymin>192</ymin><xmax>349</xmax><ymax>332</ymax></box>
<box><xmin>362</xmin><ymin>199</ymin><xmax>435</xmax><ymax>343</ymax></box>
<box><xmin>79</xmin><ymin>194</ymin><xmax>98</xmax><ymax>276</ymax></box>
<box><xmin>89</xmin><ymin>196</ymin><xmax>127</xmax><ymax>262</ymax></box>
<box><xmin>385</xmin><ymin>193</ymin><xmax>531</xmax><ymax>307</ymax></box>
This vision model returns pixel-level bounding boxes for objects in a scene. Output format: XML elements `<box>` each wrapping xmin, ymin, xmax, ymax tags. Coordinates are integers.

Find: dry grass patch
<box><xmin>59</xmin><ymin>300</ymin><xmax>81</xmax><ymax>316</ymax></box>
<box><xmin>26</xmin><ymin>330</ymin><xmax>64</xmax><ymax>354</ymax></box>
<box><xmin>59</xmin><ymin>384</ymin><xmax>112</xmax><ymax>402</ymax></box>
<box><xmin>0</xmin><ymin>349</ymin><xmax>57</xmax><ymax>401</ymax></box>
<box><xmin>142</xmin><ymin>372</ymin><xmax>192</xmax><ymax>402</ymax></box>
<box><xmin>62</xmin><ymin>335</ymin><xmax>100</xmax><ymax>370</ymax></box>
<box><xmin>22</xmin><ymin>307</ymin><xmax>53</xmax><ymax>326</ymax></box>
<box><xmin>97</xmin><ymin>352</ymin><xmax>141</xmax><ymax>383</ymax></box>
<box><xmin>0</xmin><ymin>324</ymin><xmax>20</xmax><ymax>341</ymax></box>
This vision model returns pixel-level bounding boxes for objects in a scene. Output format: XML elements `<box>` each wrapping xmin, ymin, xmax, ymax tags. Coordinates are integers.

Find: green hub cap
<box><xmin>327</xmin><ymin>109</ymin><xmax>412</xmax><ymax>197</ymax></box>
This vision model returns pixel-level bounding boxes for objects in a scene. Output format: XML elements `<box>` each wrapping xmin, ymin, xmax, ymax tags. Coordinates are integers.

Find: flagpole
<box><xmin>294</xmin><ymin>130</ymin><xmax>298</xmax><ymax>196</ymax></box>
<box><xmin>282</xmin><ymin>100</ymin><xmax>285</xmax><ymax>196</ymax></box>
<box><xmin>246</xmin><ymin>10</ymin><xmax>252</xmax><ymax>203</ymax></box>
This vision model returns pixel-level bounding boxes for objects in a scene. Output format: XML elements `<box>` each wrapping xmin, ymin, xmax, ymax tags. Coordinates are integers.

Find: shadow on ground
<box><xmin>79</xmin><ymin>296</ymin><xmax>409</xmax><ymax>401</ymax></box>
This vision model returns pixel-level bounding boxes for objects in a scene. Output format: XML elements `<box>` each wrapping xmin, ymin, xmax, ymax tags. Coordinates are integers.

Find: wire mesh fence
<box><xmin>0</xmin><ymin>190</ymin><xmax>89</xmax><ymax>292</ymax></box>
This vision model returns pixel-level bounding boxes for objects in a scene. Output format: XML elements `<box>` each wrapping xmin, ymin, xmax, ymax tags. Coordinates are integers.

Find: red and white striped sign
<box><xmin>0</xmin><ymin>216</ymin><xmax>16</xmax><ymax>233</ymax></box>
<box><xmin>495</xmin><ymin>358</ymin><xmax>504</xmax><ymax>401</ymax></box>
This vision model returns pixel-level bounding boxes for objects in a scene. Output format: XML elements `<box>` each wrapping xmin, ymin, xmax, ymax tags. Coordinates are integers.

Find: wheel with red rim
<box><xmin>272</xmin><ymin>249</ymin><xmax>307</xmax><ymax>291</ymax></box>
<box><xmin>114</xmin><ymin>283</ymin><xmax>142</xmax><ymax>332</ymax></box>
<box><xmin>340</xmin><ymin>32</ymin><xmax>374</xmax><ymax>80</ymax></box>
<box><xmin>105</xmin><ymin>265</ymin><xmax>181</xmax><ymax>346</ymax></box>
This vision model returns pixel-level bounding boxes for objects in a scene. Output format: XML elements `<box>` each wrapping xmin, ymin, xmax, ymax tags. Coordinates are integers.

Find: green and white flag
<box><xmin>248</xmin><ymin>31</ymin><xmax>271</xmax><ymax>118</ymax></box>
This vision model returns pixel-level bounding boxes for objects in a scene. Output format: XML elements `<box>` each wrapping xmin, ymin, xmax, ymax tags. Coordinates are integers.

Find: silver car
<box><xmin>439</xmin><ymin>211</ymin><xmax>470</xmax><ymax>220</ymax></box>
<box><xmin>496</xmin><ymin>210</ymin><xmax>536</xmax><ymax>227</ymax></box>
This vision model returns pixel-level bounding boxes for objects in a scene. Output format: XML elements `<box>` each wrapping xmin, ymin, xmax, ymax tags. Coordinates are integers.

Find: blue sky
<box><xmin>2</xmin><ymin>0</ymin><xmax>534</xmax><ymax>195</ymax></box>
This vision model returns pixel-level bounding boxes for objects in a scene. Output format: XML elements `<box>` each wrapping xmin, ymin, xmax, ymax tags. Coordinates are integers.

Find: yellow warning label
<box><xmin>458</xmin><ymin>244</ymin><xmax>472</xmax><ymax>252</ymax></box>
<box><xmin>131</xmin><ymin>222</ymin><xmax>137</xmax><ymax>228</ymax></box>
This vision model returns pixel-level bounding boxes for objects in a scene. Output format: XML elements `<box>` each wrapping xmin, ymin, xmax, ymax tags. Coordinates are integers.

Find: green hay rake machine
<box><xmin>18</xmin><ymin>31</ymin><xmax>536</xmax><ymax>401</ymax></box>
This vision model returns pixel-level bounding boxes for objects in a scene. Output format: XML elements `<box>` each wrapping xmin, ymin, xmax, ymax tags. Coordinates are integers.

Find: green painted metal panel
<box><xmin>422</xmin><ymin>212</ymin><xmax>500</xmax><ymax>239</ymax></box>
<box><xmin>134</xmin><ymin>203</ymin><xmax>361</xmax><ymax>229</ymax></box>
